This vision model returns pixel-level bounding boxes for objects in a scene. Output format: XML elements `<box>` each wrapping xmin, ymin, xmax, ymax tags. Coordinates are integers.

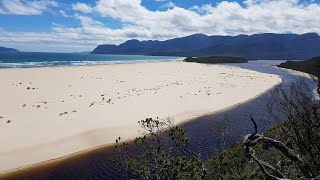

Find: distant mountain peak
<box><xmin>0</xmin><ymin>46</ymin><xmax>20</xmax><ymax>53</ymax></box>
<box><xmin>301</xmin><ymin>32</ymin><xmax>319</xmax><ymax>37</ymax></box>
<box><xmin>125</xmin><ymin>39</ymin><xmax>140</xmax><ymax>42</ymax></box>
<box><xmin>122</xmin><ymin>39</ymin><xmax>141</xmax><ymax>45</ymax></box>
<box><xmin>187</xmin><ymin>33</ymin><xmax>208</xmax><ymax>37</ymax></box>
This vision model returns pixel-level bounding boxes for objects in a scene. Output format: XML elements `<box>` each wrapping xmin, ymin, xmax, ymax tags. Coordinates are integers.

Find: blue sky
<box><xmin>0</xmin><ymin>0</ymin><xmax>320</xmax><ymax>52</ymax></box>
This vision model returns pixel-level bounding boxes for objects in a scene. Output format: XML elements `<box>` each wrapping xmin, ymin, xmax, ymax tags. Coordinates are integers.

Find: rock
<box><xmin>59</xmin><ymin>112</ymin><xmax>68</xmax><ymax>116</ymax></box>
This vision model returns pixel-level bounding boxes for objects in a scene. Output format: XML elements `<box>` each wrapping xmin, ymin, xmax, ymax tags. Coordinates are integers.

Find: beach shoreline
<box><xmin>0</xmin><ymin>61</ymin><xmax>282</xmax><ymax>174</ymax></box>
<box><xmin>0</xmin><ymin>53</ymin><xmax>185</xmax><ymax>69</ymax></box>
<box><xmin>0</xmin><ymin>84</ymin><xmax>281</xmax><ymax>178</ymax></box>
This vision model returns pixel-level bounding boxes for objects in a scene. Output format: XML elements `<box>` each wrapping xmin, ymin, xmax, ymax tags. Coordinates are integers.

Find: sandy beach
<box><xmin>0</xmin><ymin>61</ymin><xmax>281</xmax><ymax>173</ymax></box>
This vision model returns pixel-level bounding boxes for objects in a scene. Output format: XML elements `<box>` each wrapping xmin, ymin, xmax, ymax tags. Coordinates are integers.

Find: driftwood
<box><xmin>243</xmin><ymin>116</ymin><xmax>313</xmax><ymax>180</ymax></box>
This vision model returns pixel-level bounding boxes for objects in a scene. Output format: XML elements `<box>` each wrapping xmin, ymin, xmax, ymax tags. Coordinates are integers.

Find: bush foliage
<box><xmin>184</xmin><ymin>56</ymin><xmax>248</xmax><ymax>64</ymax></box>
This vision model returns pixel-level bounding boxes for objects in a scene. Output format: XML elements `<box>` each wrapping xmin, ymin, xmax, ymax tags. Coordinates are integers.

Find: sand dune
<box><xmin>0</xmin><ymin>61</ymin><xmax>281</xmax><ymax>172</ymax></box>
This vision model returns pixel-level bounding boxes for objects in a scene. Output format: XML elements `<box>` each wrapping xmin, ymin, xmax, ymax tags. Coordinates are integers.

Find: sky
<box><xmin>0</xmin><ymin>0</ymin><xmax>320</xmax><ymax>52</ymax></box>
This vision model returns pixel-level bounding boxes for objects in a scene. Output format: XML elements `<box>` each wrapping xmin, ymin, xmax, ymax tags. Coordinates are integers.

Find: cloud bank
<box><xmin>0</xmin><ymin>0</ymin><xmax>57</xmax><ymax>15</ymax></box>
<box><xmin>0</xmin><ymin>0</ymin><xmax>320</xmax><ymax>52</ymax></box>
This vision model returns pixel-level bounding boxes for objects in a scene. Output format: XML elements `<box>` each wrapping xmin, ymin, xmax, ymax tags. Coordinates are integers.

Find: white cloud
<box><xmin>161</xmin><ymin>2</ymin><xmax>176</xmax><ymax>9</ymax></box>
<box><xmin>0</xmin><ymin>0</ymin><xmax>57</xmax><ymax>15</ymax></box>
<box><xmin>189</xmin><ymin>5</ymin><xmax>201</xmax><ymax>11</ymax></box>
<box><xmin>51</xmin><ymin>22</ymin><xmax>64</xmax><ymax>27</ymax></box>
<box><xmin>86</xmin><ymin>0</ymin><xmax>319</xmax><ymax>38</ymax></box>
<box><xmin>73</xmin><ymin>14</ymin><xmax>105</xmax><ymax>27</ymax></box>
<box><xmin>1</xmin><ymin>0</ymin><xmax>320</xmax><ymax>52</ymax></box>
<box><xmin>72</xmin><ymin>2</ymin><xmax>92</xmax><ymax>13</ymax></box>
<box><xmin>59</xmin><ymin>10</ymin><xmax>71</xmax><ymax>17</ymax></box>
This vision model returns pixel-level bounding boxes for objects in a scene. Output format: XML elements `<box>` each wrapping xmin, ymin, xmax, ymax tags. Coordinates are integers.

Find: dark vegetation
<box><xmin>207</xmin><ymin>78</ymin><xmax>320</xmax><ymax>179</ymax></box>
<box><xmin>115</xmin><ymin>57</ymin><xmax>320</xmax><ymax>179</ymax></box>
<box><xmin>183</xmin><ymin>56</ymin><xmax>248</xmax><ymax>64</ymax></box>
<box><xmin>92</xmin><ymin>33</ymin><xmax>320</xmax><ymax>59</ymax></box>
<box><xmin>278</xmin><ymin>56</ymin><xmax>320</xmax><ymax>76</ymax></box>
<box><xmin>114</xmin><ymin>118</ymin><xmax>206</xmax><ymax>179</ymax></box>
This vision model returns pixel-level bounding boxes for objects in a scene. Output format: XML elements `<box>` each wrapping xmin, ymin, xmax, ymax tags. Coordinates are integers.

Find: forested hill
<box><xmin>278</xmin><ymin>56</ymin><xmax>320</xmax><ymax>75</ymax></box>
<box><xmin>0</xmin><ymin>46</ymin><xmax>20</xmax><ymax>53</ymax></box>
<box><xmin>91</xmin><ymin>33</ymin><xmax>320</xmax><ymax>60</ymax></box>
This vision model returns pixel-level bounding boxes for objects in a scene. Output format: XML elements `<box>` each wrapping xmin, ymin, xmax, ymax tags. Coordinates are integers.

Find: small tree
<box><xmin>114</xmin><ymin>117</ymin><xmax>206</xmax><ymax>180</ymax></box>
<box><xmin>243</xmin><ymin>116</ymin><xmax>314</xmax><ymax>180</ymax></box>
<box><xmin>211</xmin><ymin>118</ymin><xmax>233</xmax><ymax>151</ymax></box>
<box><xmin>243</xmin><ymin>76</ymin><xmax>320</xmax><ymax>179</ymax></box>
<box><xmin>268</xmin><ymin>79</ymin><xmax>320</xmax><ymax>176</ymax></box>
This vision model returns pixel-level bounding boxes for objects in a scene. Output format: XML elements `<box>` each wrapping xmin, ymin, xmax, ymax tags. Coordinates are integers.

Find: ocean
<box><xmin>0</xmin><ymin>52</ymin><xmax>183</xmax><ymax>68</ymax></box>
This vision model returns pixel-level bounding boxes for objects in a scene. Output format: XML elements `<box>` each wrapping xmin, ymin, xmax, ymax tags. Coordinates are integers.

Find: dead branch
<box><xmin>243</xmin><ymin>116</ymin><xmax>314</xmax><ymax>179</ymax></box>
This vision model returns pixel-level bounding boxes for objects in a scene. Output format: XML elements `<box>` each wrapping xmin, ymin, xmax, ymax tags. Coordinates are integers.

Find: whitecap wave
<box><xmin>0</xmin><ymin>55</ymin><xmax>184</xmax><ymax>68</ymax></box>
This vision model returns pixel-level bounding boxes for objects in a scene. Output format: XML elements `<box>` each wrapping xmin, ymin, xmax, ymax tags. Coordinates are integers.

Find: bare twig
<box><xmin>243</xmin><ymin>116</ymin><xmax>315</xmax><ymax>179</ymax></box>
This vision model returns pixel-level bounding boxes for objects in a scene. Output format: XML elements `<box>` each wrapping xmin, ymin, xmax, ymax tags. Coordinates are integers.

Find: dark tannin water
<box><xmin>1</xmin><ymin>61</ymin><xmax>312</xmax><ymax>180</ymax></box>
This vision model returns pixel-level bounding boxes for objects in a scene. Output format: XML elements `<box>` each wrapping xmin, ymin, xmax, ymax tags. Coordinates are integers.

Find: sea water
<box><xmin>0</xmin><ymin>52</ymin><xmax>183</xmax><ymax>68</ymax></box>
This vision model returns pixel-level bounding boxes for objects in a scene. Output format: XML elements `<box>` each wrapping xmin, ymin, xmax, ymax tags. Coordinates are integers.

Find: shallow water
<box><xmin>2</xmin><ymin>60</ymin><xmax>313</xmax><ymax>180</ymax></box>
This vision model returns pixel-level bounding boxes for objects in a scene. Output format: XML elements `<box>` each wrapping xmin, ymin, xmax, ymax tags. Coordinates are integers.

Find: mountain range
<box><xmin>91</xmin><ymin>33</ymin><xmax>320</xmax><ymax>60</ymax></box>
<box><xmin>0</xmin><ymin>46</ymin><xmax>20</xmax><ymax>53</ymax></box>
